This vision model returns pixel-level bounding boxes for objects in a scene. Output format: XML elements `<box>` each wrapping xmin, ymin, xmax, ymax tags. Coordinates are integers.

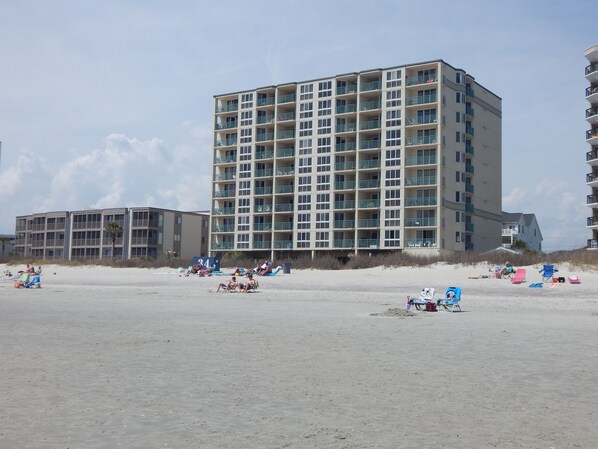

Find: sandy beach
<box><xmin>1</xmin><ymin>262</ymin><xmax>597</xmax><ymax>449</ymax></box>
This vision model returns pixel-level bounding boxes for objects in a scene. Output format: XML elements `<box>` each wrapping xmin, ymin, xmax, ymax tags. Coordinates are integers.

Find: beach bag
<box><xmin>425</xmin><ymin>302</ymin><xmax>437</xmax><ymax>312</ymax></box>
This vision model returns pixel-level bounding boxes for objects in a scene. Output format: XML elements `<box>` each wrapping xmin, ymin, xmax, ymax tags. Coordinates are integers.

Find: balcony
<box><xmin>216</xmin><ymin>138</ymin><xmax>237</xmax><ymax>147</ymax></box>
<box><xmin>357</xmin><ymin>219</ymin><xmax>380</xmax><ymax>228</ymax></box>
<box><xmin>211</xmin><ymin>224</ymin><xmax>235</xmax><ymax>232</ymax></box>
<box><xmin>215</xmin><ymin>121</ymin><xmax>237</xmax><ymax>130</ymax></box>
<box><xmin>255</xmin><ymin>150</ymin><xmax>274</xmax><ymax>160</ymax></box>
<box><xmin>213</xmin><ymin>173</ymin><xmax>236</xmax><ymax>181</ymax></box>
<box><xmin>586</xmin><ymin>85</ymin><xmax>598</xmax><ymax>103</ymax></box>
<box><xmin>406</xmin><ymin>116</ymin><xmax>437</xmax><ymax>126</ymax></box>
<box><xmin>253</xmin><ymin>223</ymin><xmax>273</xmax><ymax>231</ymax></box>
<box><xmin>254</xmin><ymin>187</ymin><xmax>273</xmax><ymax>195</ymax></box>
<box><xmin>359</xmin><ymin>100</ymin><xmax>381</xmax><ymax>111</ymax></box>
<box><xmin>276</xmin><ymin>167</ymin><xmax>295</xmax><ymax>176</ymax></box>
<box><xmin>406</xmin><ymin>94</ymin><xmax>437</xmax><ymax>106</ymax></box>
<box><xmin>254</xmin><ymin>205</ymin><xmax>272</xmax><ymax>213</ymax></box>
<box><xmin>466</xmin><ymin>126</ymin><xmax>475</xmax><ymax>137</ymax></box>
<box><xmin>466</xmin><ymin>86</ymin><xmax>475</xmax><ymax>97</ymax></box>
<box><xmin>405</xmin><ymin>135</ymin><xmax>438</xmax><ymax>146</ymax></box>
<box><xmin>360</xmin><ymin>80</ymin><xmax>381</xmax><ymax>92</ymax></box>
<box><xmin>273</xmin><ymin>240</ymin><xmax>293</xmax><ymax>249</ymax></box>
<box><xmin>358</xmin><ymin>159</ymin><xmax>381</xmax><ymax>169</ymax></box>
<box><xmin>586</xmin><ymin>129</ymin><xmax>598</xmax><ymax>146</ymax></box>
<box><xmin>255</xmin><ymin>168</ymin><xmax>274</xmax><ymax>177</ymax></box>
<box><xmin>587</xmin><ymin>193</ymin><xmax>598</xmax><ymax>205</ymax></box>
<box><xmin>255</xmin><ymin>133</ymin><xmax>274</xmax><ymax>142</ymax></box>
<box><xmin>586</xmin><ymin>63</ymin><xmax>598</xmax><ymax>83</ymax></box>
<box><xmin>404</xmin><ymin>218</ymin><xmax>436</xmax><ymax>227</ymax></box>
<box><xmin>359</xmin><ymin>119</ymin><xmax>381</xmax><ymax>131</ymax></box>
<box><xmin>404</xmin><ymin>176</ymin><xmax>437</xmax><ymax>186</ymax></box>
<box><xmin>465</xmin><ymin>222</ymin><xmax>474</xmax><ymax>232</ymax></box>
<box><xmin>274</xmin><ymin>222</ymin><xmax>293</xmax><ymax>230</ymax></box>
<box><xmin>276</xmin><ymin>148</ymin><xmax>295</xmax><ymax>158</ymax></box>
<box><xmin>465</xmin><ymin>203</ymin><xmax>474</xmax><ymax>213</ymax></box>
<box><xmin>277</xmin><ymin>111</ymin><xmax>296</xmax><ymax>121</ymax></box>
<box><xmin>335</xmin><ymin>180</ymin><xmax>356</xmax><ymax>190</ymax></box>
<box><xmin>465</xmin><ymin>164</ymin><xmax>475</xmax><ymax>174</ymax></box>
<box><xmin>465</xmin><ymin>183</ymin><xmax>474</xmax><ymax>193</ymax></box>
<box><xmin>337</xmin><ymin>104</ymin><xmax>357</xmax><ymax>114</ymax></box>
<box><xmin>586</xmin><ymin>107</ymin><xmax>598</xmax><ymax>125</ymax></box>
<box><xmin>277</xmin><ymin>130</ymin><xmax>295</xmax><ymax>140</ymax></box>
<box><xmin>256</xmin><ymin>97</ymin><xmax>275</xmax><ymax>107</ymax></box>
<box><xmin>357</xmin><ymin>239</ymin><xmax>379</xmax><ymax>248</ymax></box>
<box><xmin>252</xmin><ymin>241</ymin><xmax>272</xmax><ymax>249</ymax></box>
<box><xmin>213</xmin><ymin>190</ymin><xmax>236</xmax><ymax>198</ymax></box>
<box><xmin>357</xmin><ymin>199</ymin><xmax>380</xmax><ymax>208</ymax></box>
<box><xmin>212</xmin><ymin>207</ymin><xmax>236</xmax><ymax>215</ymax></box>
<box><xmin>336</xmin><ymin>85</ymin><xmax>358</xmax><ymax>95</ymax></box>
<box><xmin>216</xmin><ymin>104</ymin><xmax>238</xmax><ymax>113</ymax></box>
<box><xmin>256</xmin><ymin>114</ymin><xmax>275</xmax><ymax>124</ymax></box>
<box><xmin>211</xmin><ymin>242</ymin><xmax>234</xmax><ymax>250</ymax></box>
<box><xmin>275</xmin><ymin>185</ymin><xmax>294</xmax><ymax>194</ymax></box>
<box><xmin>274</xmin><ymin>203</ymin><xmax>294</xmax><ymax>212</ymax></box>
<box><xmin>335</xmin><ymin>142</ymin><xmax>357</xmax><ymax>152</ymax></box>
<box><xmin>405</xmin><ymin>197</ymin><xmax>437</xmax><ymax>207</ymax></box>
<box><xmin>335</xmin><ymin>200</ymin><xmax>356</xmax><ymax>209</ymax></box>
<box><xmin>587</xmin><ymin>173</ymin><xmax>598</xmax><ymax>186</ymax></box>
<box><xmin>277</xmin><ymin>93</ymin><xmax>296</xmax><ymax>104</ymax></box>
<box><xmin>335</xmin><ymin>161</ymin><xmax>356</xmax><ymax>171</ymax></box>
<box><xmin>466</xmin><ymin>144</ymin><xmax>475</xmax><ymax>155</ymax></box>
<box><xmin>587</xmin><ymin>149</ymin><xmax>598</xmax><ymax>166</ymax></box>
<box><xmin>357</xmin><ymin>179</ymin><xmax>380</xmax><ymax>189</ymax></box>
<box><xmin>587</xmin><ymin>239</ymin><xmax>598</xmax><ymax>249</ymax></box>
<box><xmin>406</xmin><ymin>74</ymin><xmax>437</xmax><ymax>86</ymax></box>
<box><xmin>214</xmin><ymin>156</ymin><xmax>236</xmax><ymax>164</ymax></box>
<box><xmin>359</xmin><ymin>139</ymin><xmax>381</xmax><ymax>150</ymax></box>
<box><xmin>405</xmin><ymin>155</ymin><xmax>437</xmax><ymax>166</ymax></box>
<box><xmin>334</xmin><ymin>220</ymin><xmax>355</xmax><ymax>229</ymax></box>
<box><xmin>466</xmin><ymin>105</ymin><xmax>475</xmax><ymax>117</ymax></box>
<box><xmin>336</xmin><ymin>123</ymin><xmax>357</xmax><ymax>133</ymax></box>
<box><xmin>333</xmin><ymin>239</ymin><xmax>355</xmax><ymax>248</ymax></box>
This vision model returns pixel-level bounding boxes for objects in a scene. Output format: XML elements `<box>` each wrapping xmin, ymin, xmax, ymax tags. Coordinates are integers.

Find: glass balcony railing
<box><xmin>334</xmin><ymin>181</ymin><xmax>356</xmax><ymax>190</ymax></box>
<box><xmin>255</xmin><ymin>151</ymin><xmax>274</xmax><ymax>160</ymax></box>
<box><xmin>359</xmin><ymin>100</ymin><xmax>381</xmax><ymax>111</ymax></box>
<box><xmin>406</xmin><ymin>94</ymin><xmax>437</xmax><ymax>106</ymax></box>
<box><xmin>255</xmin><ymin>133</ymin><xmax>274</xmax><ymax>142</ymax></box>
<box><xmin>358</xmin><ymin>159</ymin><xmax>381</xmax><ymax>169</ymax></box>
<box><xmin>465</xmin><ymin>222</ymin><xmax>474</xmax><ymax>232</ymax></box>
<box><xmin>359</xmin><ymin>139</ymin><xmax>381</xmax><ymax>150</ymax></box>
<box><xmin>465</xmin><ymin>203</ymin><xmax>474</xmax><ymax>212</ymax></box>
<box><xmin>275</xmin><ymin>185</ymin><xmax>294</xmax><ymax>194</ymax></box>
<box><xmin>405</xmin><ymin>155</ymin><xmax>437</xmax><ymax>166</ymax></box>
<box><xmin>273</xmin><ymin>240</ymin><xmax>293</xmax><ymax>249</ymax></box>
<box><xmin>404</xmin><ymin>218</ymin><xmax>437</xmax><ymax>227</ymax></box>
<box><xmin>335</xmin><ymin>200</ymin><xmax>356</xmax><ymax>209</ymax></box>
<box><xmin>274</xmin><ymin>222</ymin><xmax>293</xmax><ymax>230</ymax></box>
<box><xmin>256</xmin><ymin>97</ymin><xmax>275</xmax><ymax>107</ymax></box>
<box><xmin>358</xmin><ymin>179</ymin><xmax>380</xmax><ymax>189</ymax></box>
<box><xmin>277</xmin><ymin>111</ymin><xmax>296</xmax><ymax>121</ymax></box>
<box><xmin>256</xmin><ymin>115</ymin><xmax>275</xmax><ymax>124</ymax></box>
<box><xmin>406</xmin><ymin>74</ymin><xmax>437</xmax><ymax>86</ymax></box>
<box><xmin>335</xmin><ymin>161</ymin><xmax>357</xmax><ymax>171</ymax></box>
<box><xmin>213</xmin><ymin>190</ymin><xmax>236</xmax><ymax>198</ymax></box>
<box><xmin>336</xmin><ymin>123</ymin><xmax>357</xmax><ymax>133</ymax></box>
<box><xmin>586</xmin><ymin>107</ymin><xmax>598</xmax><ymax>119</ymax></box>
<box><xmin>333</xmin><ymin>239</ymin><xmax>355</xmax><ymax>248</ymax></box>
<box><xmin>336</xmin><ymin>85</ymin><xmax>358</xmax><ymax>95</ymax></box>
<box><xmin>357</xmin><ymin>219</ymin><xmax>380</xmax><ymax>227</ymax></box>
<box><xmin>216</xmin><ymin>104</ymin><xmax>238</xmax><ymax>113</ymax></box>
<box><xmin>466</xmin><ymin>164</ymin><xmax>474</xmax><ymax>174</ymax></box>
<box><xmin>404</xmin><ymin>176</ymin><xmax>437</xmax><ymax>186</ymax></box>
<box><xmin>214</xmin><ymin>156</ymin><xmax>236</xmax><ymax>164</ymax></box>
<box><xmin>405</xmin><ymin>239</ymin><xmax>437</xmax><ymax>248</ymax></box>
<box><xmin>337</xmin><ymin>104</ymin><xmax>358</xmax><ymax>114</ymax></box>
<box><xmin>336</xmin><ymin>142</ymin><xmax>357</xmax><ymax>152</ymax></box>
<box><xmin>359</xmin><ymin>120</ymin><xmax>381</xmax><ymax>131</ymax></box>
<box><xmin>275</xmin><ymin>203</ymin><xmax>294</xmax><ymax>212</ymax></box>
<box><xmin>277</xmin><ymin>130</ymin><xmax>295</xmax><ymax>140</ymax></box>
<box><xmin>216</xmin><ymin>138</ymin><xmax>237</xmax><ymax>147</ymax></box>
<box><xmin>466</xmin><ymin>144</ymin><xmax>475</xmax><ymax>155</ymax></box>
<box><xmin>358</xmin><ymin>239</ymin><xmax>379</xmax><ymax>248</ymax></box>
<box><xmin>404</xmin><ymin>197</ymin><xmax>437</xmax><ymax>207</ymax></box>
<box><xmin>405</xmin><ymin>135</ymin><xmax>438</xmax><ymax>146</ymax></box>
<box><xmin>254</xmin><ymin>187</ymin><xmax>273</xmax><ymax>195</ymax></box>
<box><xmin>466</xmin><ymin>87</ymin><xmax>475</xmax><ymax>97</ymax></box>
<box><xmin>215</xmin><ymin>121</ymin><xmax>237</xmax><ymax>130</ymax></box>
<box><xmin>254</xmin><ymin>169</ymin><xmax>274</xmax><ymax>177</ymax></box>
<box><xmin>333</xmin><ymin>220</ymin><xmax>355</xmax><ymax>228</ymax></box>
<box><xmin>212</xmin><ymin>207</ymin><xmax>236</xmax><ymax>215</ymax></box>
<box><xmin>466</xmin><ymin>183</ymin><xmax>474</xmax><ymax>193</ymax></box>
<box><xmin>276</xmin><ymin>147</ymin><xmax>295</xmax><ymax>158</ymax></box>
<box><xmin>254</xmin><ymin>205</ymin><xmax>272</xmax><ymax>213</ymax></box>
<box><xmin>587</xmin><ymin>149</ymin><xmax>598</xmax><ymax>162</ymax></box>
<box><xmin>358</xmin><ymin>199</ymin><xmax>380</xmax><ymax>208</ymax></box>
<box><xmin>360</xmin><ymin>80</ymin><xmax>381</xmax><ymax>91</ymax></box>
<box><xmin>277</xmin><ymin>93</ymin><xmax>296</xmax><ymax>104</ymax></box>
<box><xmin>211</xmin><ymin>242</ymin><xmax>235</xmax><ymax>250</ymax></box>
<box><xmin>406</xmin><ymin>116</ymin><xmax>437</xmax><ymax>126</ymax></box>
<box><xmin>211</xmin><ymin>224</ymin><xmax>235</xmax><ymax>232</ymax></box>
<box><xmin>276</xmin><ymin>167</ymin><xmax>295</xmax><ymax>176</ymax></box>
<box><xmin>213</xmin><ymin>173</ymin><xmax>236</xmax><ymax>181</ymax></box>
<box><xmin>253</xmin><ymin>223</ymin><xmax>273</xmax><ymax>231</ymax></box>
<box><xmin>253</xmin><ymin>241</ymin><xmax>272</xmax><ymax>249</ymax></box>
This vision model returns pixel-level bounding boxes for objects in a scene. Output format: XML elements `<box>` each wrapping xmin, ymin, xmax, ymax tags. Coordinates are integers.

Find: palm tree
<box><xmin>104</xmin><ymin>222</ymin><xmax>123</xmax><ymax>260</ymax></box>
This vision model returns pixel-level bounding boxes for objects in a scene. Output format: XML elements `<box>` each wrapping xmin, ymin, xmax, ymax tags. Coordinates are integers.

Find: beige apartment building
<box><xmin>211</xmin><ymin>59</ymin><xmax>502</xmax><ymax>258</ymax></box>
<box><xmin>14</xmin><ymin>208</ymin><xmax>209</xmax><ymax>261</ymax></box>
<box><xmin>585</xmin><ymin>45</ymin><xmax>598</xmax><ymax>249</ymax></box>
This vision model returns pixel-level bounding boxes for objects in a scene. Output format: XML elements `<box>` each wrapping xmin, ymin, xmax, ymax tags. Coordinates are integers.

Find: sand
<box><xmin>1</xmin><ymin>262</ymin><xmax>597</xmax><ymax>449</ymax></box>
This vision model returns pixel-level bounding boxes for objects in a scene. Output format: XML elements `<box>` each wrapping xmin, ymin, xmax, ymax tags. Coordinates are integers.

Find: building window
<box><xmin>299</xmin><ymin>157</ymin><xmax>312</xmax><ymax>174</ymax></box>
<box><xmin>299</xmin><ymin>138</ymin><xmax>312</xmax><ymax>155</ymax></box>
<box><xmin>316</xmin><ymin>213</ymin><xmax>329</xmax><ymax>229</ymax></box>
<box><xmin>385</xmin><ymin>129</ymin><xmax>401</xmax><ymax>147</ymax></box>
<box><xmin>296</xmin><ymin>232</ymin><xmax>310</xmax><ymax>248</ymax></box>
<box><xmin>385</xmin><ymin>189</ymin><xmax>400</xmax><ymax>207</ymax></box>
<box><xmin>317</xmin><ymin>137</ymin><xmax>331</xmax><ymax>154</ymax></box>
<box><xmin>299</xmin><ymin>120</ymin><xmax>313</xmax><ymax>137</ymax></box>
<box><xmin>298</xmin><ymin>176</ymin><xmax>311</xmax><ymax>192</ymax></box>
<box><xmin>240</xmin><ymin>110</ymin><xmax>252</xmax><ymax>126</ymax></box>
<box><xmin>317</xmin><ymin>118</ymin><xmax>331</xmax><ymax>135</ymax></box>
<box><xmin>238</xmin><ymin>198</ymin><xmax>250</xmax><ymax>214</ymax></box>
<box><xmin>385</xmin><ymin>209</ymin><xmax>400</xmax><ymax>227</ymax></box>
<box><xmin>386</xmin><ymin>69</ymin><xmax>401</xmax><ymax>88</ymax></box>
<box><xmin>384</xmin><ymin>229</ymin><xmax>401</xmax><ymax>247</ymax></box>
<box><xmin>318</xmin><ymin>99</ymin><xmax>332</xmax><ymax>116</ymax></box>
<box><xmin>298</xmin><ymin>195</ymin><xmax>311</xmax><ymax>211</ymax></box>
<box><xmin>300</xmin><ymin>102</ymin><xmax>313</xmax><ymax>119</ymax></box>
<box><xmin>315</xmin><ymin>231</ymin><xmax>329</xmax><ymax>248</ymax></box>
<box><xmin>386</xmin><ymin>109</ymin><xmax>401</xmax><ymax>127</ymax></box>
<box><xmin>297</xmin><ymin>213</ymin><xmax>310</xmax><ymax>230</ymax></box>
<box><xmin>317</xmin><ymin>157</ymin><xmax>331</xmax><ymax>174</ymax></box>
<box><xmin>385</xmin><ymin>169</ymin><xmax>401</xmax><ymax>187</ymax></box>
<box><xmin>300</xmin><ymin>84</ymin><xmax>313</xmax><ymax>101</ymax></box>
<box><xmin>316</xmin><ymin>193</ymin><xmax>330</xmax><ymax>210</ymax></box>
<box><xmin>385</xmin><ymin>90</ymin><xmax>401</xmax><ymax>108</ymax></box>
<box><xmin>385</xmin><ymin>149</ymin><xmax>401</xmax><ymax>167</ymax></box>
<box><xmin>318</xmin><ymin>81</ymin><xmax>332</xmax><ymax>98</ymax></box>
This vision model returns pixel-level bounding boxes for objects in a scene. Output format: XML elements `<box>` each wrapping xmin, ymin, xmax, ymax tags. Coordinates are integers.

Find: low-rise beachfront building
<box><xmin>210</xmin><ymin>59</ymin><xmax>502</xmax><ymax>259</ymax></box>
<box><xmin>585</xmin><ymin>44</ymin><xmax>598</xmax><ymax>249</ymax></box>
<box><xmin>13</xmin><ymin>208</ymin><xmax>210</xmax><ymax>261</ymax></box>
<box><xmin>0</xmin><ymin>233</ymin><xmax>16</xmax><ymax>260</ymax></box>
<box><xmin>501</xmin><ymin>212</ymin><xmax>543</xmax><ymax>252</ymax></box>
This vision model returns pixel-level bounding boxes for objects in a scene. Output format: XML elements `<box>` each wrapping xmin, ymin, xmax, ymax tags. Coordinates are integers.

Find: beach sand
<box><xmin>1</xmin><ymin>262</ymin><xmax>597</xmax><ymax>449</ymax></box>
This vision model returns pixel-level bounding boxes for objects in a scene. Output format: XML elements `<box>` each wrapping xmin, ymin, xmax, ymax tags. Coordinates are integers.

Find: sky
<box><xmin>0</xmin><ymin>0</ymin><xmax>595</xmax><ymax>252</ymax></box>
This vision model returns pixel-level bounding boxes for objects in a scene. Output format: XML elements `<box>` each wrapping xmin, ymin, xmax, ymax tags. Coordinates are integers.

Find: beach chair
<box><xmin>410</xmin><ymin>287</ymin><xmax>435</xmax><ymax>311</ymax></box>
<box><xmin>510</xmin><ymin>268</ymin><xmax>526</xmax><ymax>284</ymax></box>
<box><xmin>439</xmin><ymin>287</ymin><xmax>462</xmax><ymax>312</ymax></box>
<box><xmin>539</xmin><ymin>264</ymin><xmax>558</xmax><ymax>282</ymax></box>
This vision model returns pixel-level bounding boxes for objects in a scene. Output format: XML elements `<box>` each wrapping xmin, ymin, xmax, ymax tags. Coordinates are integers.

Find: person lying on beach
<box><xmin>216</xmin><ymin>276</ymin><xmax>240</xmax><ymax>292</ymax></box>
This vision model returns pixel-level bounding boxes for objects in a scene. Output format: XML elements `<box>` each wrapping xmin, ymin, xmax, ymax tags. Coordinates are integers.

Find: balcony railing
<box><xmin>255</xmin><ymin>168</ymin><xmax>274</xmax><ymax>177</ymax></box>
<box><xmin>335</xmin><ymin>161</ymin><xmax>357</xmax><ymax>171</ymax></box>
<box><xmin>277</xmin><ymin>93</ymin><xmax>296</xmax><ymax>104</ymax></box>
<box><xmin>336</xmin><ymin>104</ymin><xmax>357</xmax><ymax>114</ymax></box>
<box><xmin>212</xmin><ymin>224</ymin><xmax>235</xmax><ymax>232</ymax></box>
<box><xmin>213</xmin><ymin>190</ymin><xmax>236</xmax><ymax>198</ymax></box>
<box><xmin>255</xmin><ymin>151</ymin><xmax>274</xmax><ymax>160</ymax></box>
<box><xmin>336</xmin><ymin>123</ymin><xmax>357</xmax><ymax>133</ymax></box>
<box><xmin>275</xmin><ymin>185</ymin><xmax>294</xmax><ymax>194</ymax></box>
<box><xmin>253</xmin><ymin>223</ymin><xmax>273</xmax><ymax>231</ymax></box>
<box><xmin>211</xmin><ymin>242</ymin><xmax>235</xmax><ymax>250</ymax></box>
<box><xmin>254</xmin><ymin>205</ymin><xmax>272</xmax><ymax>213</ymax></box>
<box><xmin>216</xmin><ymin>104</ymin><xmax>238</xmax><ymax>113</ymax></box>
<box><xmin>405</xmin><ymin>155</ymin><xmax>437</xmax><ymax>166</ymax></box>
<box><xmin>587</xmin><ymin>239</ymin><xmax>598</xmax><ymax>249</ymax></box>
<box><xmin>254</xmin><ymin>187</ymin><xmax>273</xmax><ymax>195</ymax></box>
<box><xmin>275</xmin><ymin>203</ymin><xmax>294</xmax><ymax>212</ymax></box>
<box><xmin>586</xmin><ymin>107</ymin><xmax>598</xmax><ymax>119</ymax></box>
<box><xmin>406</xmin><ymin>116</ymin><xmax>437</xmax><ymax>126</ymax></box>
<box><xmin>586</xmin><ymin>86</ymin><xmax>598</xmax><ymax>97</ymax></box>
<box><xmin>213</xmin><ymin>173</ymin><xmax>236</xmax><ymax>181</ymax></box>
<box><xmin>274</xmin><ymin>222</ymin><xmax>293</xmax><ymax>230</ymax></box>
<box><xmin>406</xmin><ymin>75</ymin><xmax>437</xmax><ymax>86</ymax></box>
<box><xmin>357</xmin><ymin>219</ymin><xmax>380</xmax><ymax>227</ymax></box>
<box><xmin>359</xmin><ymin>139</ymin><xmax>381</xmax><ymax>150</ymax></box>
<box><xmin>358</xmin><ymin>179</ymin><xmax>380</xmax><ymax>189</ymax></box>
<box><xmin>405</xmin><ymin>239</ymin><xmax>437</xmax><ymax>248</ymax></box>
<box><xmin>357</xmin><ymin>239</ymin><xmax>379</xmax><ymax>248</ymax></box>
<box><xmin>358</xmin><ymin>199</ymin><xmax>380</xmax><ymax>208</ymax></box>
<box><xmin>359</xmin><ymin>119</ymin><xmax>381</xmax><ymax>131</ymax></box>
<box><xmin>212</xmin><ymin>207</ymin><xmax>236</xmax><ymax>215</ymax></box>
<box><xmin>253</xmin><ymin>241</ymin><xmax>272</xmax><ymax>249</ymax></box>
<box><xmin>335</xmin><ymin>181</ymin><xmax>356</xmax><ymax>190</ymax></box>
<box><xmin>256</xmin><ymin>97</ymin><xmax>275</xmax><ymax>106</ymax></box>
<box><xmin>405</xmin><ymin>197</ymin><xmax>437</xmax><ymax>207</ymax></box>
<box><xmin>277</xmin><ymin>111</ymin><xmax>296</xmax><ymax>121</ymax></box>
<box><xmin>276</xmin><ymin>148</ymin><xmax>295</xmax><ymax>158</ymax></box>
<box><xmin>334</xmin><ymin>220</ymin><xmax>355</xmax><ymax>228</ymax></box>
<box><xmin>277</xmin><ymin>130</ymin><xmax>295</xmax><ymax>140</ymax></box>
<box><xmin>273</xmin><ymin>240</ymin><xmax>293</xmax><ymax>249</ymax></box>
<box><xmin>215</xmin><ymin>156</ymin><xmax>236</xmax><ymax>164</ymax></box>
<box><xmin>216</xmin><ymin>138</ymin><xmax>238</xmax><ymax>147</ymax></box>
<box><xmin>358</xmin><ymin>159</ymin><xmax>381</xmax><ymax>169</ymax></box>
<box><xmin>336</xmin><ymin>85</ymin><xmax>357</xmax><ymax>95</ymax></box>
<box><xmin>587</xmin><ymin>149</ymin><xmax>598</xmax><ymax>162</ymax></box>
<box><xmin>585</xmin><ymin>64</ymin><xmax>598</xmax><ymax>75</ymax></box>
<box><xmin>405</xmin><ymin>176</ymin><xmax>437</xmax><ymax>186</ymax></box>
<box><xmin>359</xmin><ymin>100</ymin><xmax>381</xmax><ymax>111</ymax></box>
<box><xmin>333</xmin><ymin>239</ymin><xmax>355</xmax><ymax>248</ymax></box>
<box><xmin>276</xmin><ymin>167</ymin><xmax>295</xmax><ymax>176</ymax></box>
<box><xmin>466</xmin><ymin>144</ymin><xmax>475</xmax><ymax>155</ymax></box>
<box><xmin>404</xmin><ymin>218</ymin><xmax>437</xmax><ymax>227</ymax></box>
<box><xmin>405</xmin><ymin>135</ymin><xmax>437</xmax><ymax>146</ymax></box>
<box><xmin>255</xmin><ymin>133</ymin><xmax>274</xmax><ymax>142</ymax></box>
<box><xmin>406</xmin><ymin>94</ymin><xmax>437</xmax><ymax>106</ymax></box>
<box><xmin>360</xmin><ymin>80</ymin><xmax>381</xmax><ymax>91</ymax></box>
<box><xmin>587</xmin><ymin>193</ymin><xmax>598</xmax><ymax>204</ymax></box>
<box><xmin>215</xmin><ymin>121</ymin><xmax>237</xmax><ymax>130</ymax></box>
<box><xmin>256</xmin><ymin>115</ymin><xmax>275</xmax><ymax>124</ymax></box>
<box><xmin>336</xmin><ymin>142</ymin><xmax>357</xmax><ymax>152</ymax></box>
<box><xmin>335</xmin><ymin>200</ymin><xmax>356</xmax><ymax>209</ymax></box>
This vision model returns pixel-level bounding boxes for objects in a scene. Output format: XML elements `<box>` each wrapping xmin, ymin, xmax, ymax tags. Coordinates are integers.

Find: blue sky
<box><xmin>0</xmin><ymin>0</ymin><xmax>595</xmax><ymax>251</ymax></box>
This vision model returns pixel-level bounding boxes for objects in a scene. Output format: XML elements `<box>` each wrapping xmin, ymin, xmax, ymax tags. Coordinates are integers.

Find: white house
<box><xmin>502</xmin><ymin>212</ymin><xmax>543</xmax><ymax>252</ymax></box>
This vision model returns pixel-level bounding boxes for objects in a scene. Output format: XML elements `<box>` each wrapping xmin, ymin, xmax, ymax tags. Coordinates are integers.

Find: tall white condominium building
<box><xmin>585</xmin><ymin>45</ymin><xmax>598</xmax><ymax>249</ymax></box>
<box><xmin>211</xmin><ymin>60</ymin><xmax>502</xmax><ymax>258</ymax></box>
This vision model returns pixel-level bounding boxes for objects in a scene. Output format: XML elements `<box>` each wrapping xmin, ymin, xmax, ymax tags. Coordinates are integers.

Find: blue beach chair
<box><xmin>539</xmin><ymin>265</ymin><xmax>558</xmax><ymax>282</ymax></box>
<box><xmin>439</xmin><ymin>287</ymin><xmax>462</xmax><ymax>312</ymax></box>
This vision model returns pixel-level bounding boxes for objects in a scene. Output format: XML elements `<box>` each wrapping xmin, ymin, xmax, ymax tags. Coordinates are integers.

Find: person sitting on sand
<box><xmin>501</xmin><ymin>261</ymin><xmax>515</xmax><ymax>278</ymax></box>
<box><xmin>216</xmin><ymin>276</ymin><xmax>240</xmax><ymax>293</ymax></box>
<box><xmin>241</xmin><ymin>274</ymin><xmax>259</xmax><ymax>293</ymax></box>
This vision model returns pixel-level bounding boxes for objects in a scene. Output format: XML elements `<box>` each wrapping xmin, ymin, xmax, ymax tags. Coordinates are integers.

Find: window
<box><xmin>298</xmin><ymin>194</ymin><xmax>311</xmax><ymax>211</ymax></box>
<box><xmin>318</xmin><ymin>99</ymin><xmax>332</xmax><ymax>116</ymax></box>
<box><xmin>300</xmin><ymin>102</ymin><xmax>313</xmax><ymax>119</ymax></box>
<box><xmin>299</xmin><ymin>120</ymin><xmax>313</xmax><ymax>137</ymax></box>
<box><xmin>238</xmin><ymin>198</ymin><xmax>250</xmax><ymax>214</ymax></box>
<box><xmin>384</xmin><ymin>229</ymin><xmax>401</xmax><ymax>247</ymax></box>
<box><xmin>299</xmin><ymin>157</ymin><xmax>312</xmax><ymax>174</ymax></box>
<box><xmin>316</xmin><ymin>193</ymin><xmax>330</xmax><ymax>210</ymax></box>
<box><xmin>386</xmin><ymin>109</ymin><xmax>401</xmax><ymax>127</ymax></box>
<box><xmin>317</xmin><ymin>118</ymin><xmax>331</xmax><ymax>135</ymax></box>
<box><xmin>297</xmin><ymin>213</ymin><xmax>310</xmax><ymax>230</ymax></box>
<box><xmin>240</xmin><ymin>128</ymin><xmax>252</xmax><ymax>143</ymax></box>
<box><xmin>239</xmin><ymin>162</ymin><xmax>251</xmax><ymax>178</ymax></box>
<box><xmin>318</xmin><ymin>81</ymin><xmax>332</xmax><ymax>97</ymax></box>
<box><xmin>298</xmin><ymin>176</ymin><xmax>311</xmax><ymax>192</ymax></box>
<box><xmin>240</xmin><ymin>110</ymin><xmax>252</xmax><ymax>126</ymax></box>
<box><xmin>386</xmin><ymin>129</ymin><xmax>401</xmax><ymax>147</ymax></box>
<box><xmin>296</xmin><ymin>232</ymin><xmax>310</xmax><ymax>248</ymax></box>
<box><xmin>239</xmin><ymin>180</ymin><xmax>251</xmax><ymax>196</ymax></box>
<box><xmin>316</xmin><ymin>212</ymin><xmax>329</xmax><ymax>229</ymax></box>
<box><xmin>386</xmin><ymin>69</ymin><xmax>401</xmax><ymax>88</ymax></box>
<box><xmin>386</xmin><ymin>90</ymin><xmax>401</xmax><ymax>108</ymax></box>
<box><xmin>315</xmin><ymin>231</ymin><xmax>329</xmax><ymax>248</ymax></box>
<box><xmin>317</xmin><ymin>157</ymin><xmax>331</xmax><ymax>174</ymax></box>
<box><xmin>385</xmin><ymin>149</ymin><xmax>401</xmax><ymax>167</ymax></box>
<box><xmin>237</xmin><ymin>215</ymin><xmax>249</xmax><ymax>231</ymax></box>
<box><xmin>300</xmin><ymin>84</ymin><xmax>313</xmax><ymax>101</ymax></box>
<box><xmin>385</xmin><ymin>189</ymin><xmax>400</xmax><ymax>207</ymax></box>
<box><xmin>299</xmin><ymin>138</ymin><xmax>312</xmax><ymax>155</ymax></box>
<box><xmin>317</xmin><ymin>137</ymin><xmax>331</xmax><ymax>154</ymax></box>
<box><xmin>455</xmin><ymin>191</ymin><xmax>460</xmax><ymax>202</ymax></box>
<box><xmin>455</xmin><ymin>232</ymin><xmax>461</xmax><ymax>243</ymax></box>
<box><xmin>385</xmin><ymin>209</ymin><xmax>400</xmax><ymax>227</ymax></box>
<box><xmin>385</xmin><ymin>169</ymin><xmax>401</xmax><ymax>187</ymax></box>
<box><xmin>456</xmin><ymin>131</ymin><xmax>461</xmax><ymax>143</ymax></box>
<box><xmin>237</xmin><ymin>233</ymin><xmax>249</xmax><ymax>249</ymax></box>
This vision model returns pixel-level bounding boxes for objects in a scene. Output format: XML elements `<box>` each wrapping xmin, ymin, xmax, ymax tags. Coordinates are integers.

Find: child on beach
<box><xmin>216</xmin><ymin>276</ymin><xmax>240</xmax><ymax>292</ymax></box>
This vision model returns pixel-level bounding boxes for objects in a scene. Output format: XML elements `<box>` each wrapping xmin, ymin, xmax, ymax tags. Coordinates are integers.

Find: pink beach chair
<box><xmin>510</xmin><ymin>268</ymin><xmax>526</xmax><ymax>284</ymax></box>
